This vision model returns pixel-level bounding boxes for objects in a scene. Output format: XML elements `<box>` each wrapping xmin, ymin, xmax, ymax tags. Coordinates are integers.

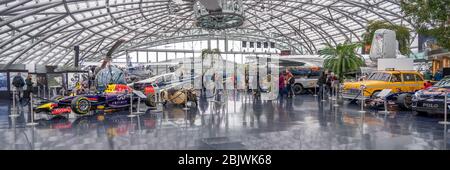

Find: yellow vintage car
<box><xmin>342</xmin><ymin>70</ymin><xmax>425</xmax><ymax>100</ymax></box>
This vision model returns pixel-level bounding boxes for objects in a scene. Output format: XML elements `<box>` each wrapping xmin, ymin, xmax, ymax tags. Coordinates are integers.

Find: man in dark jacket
<box><xmin>317</xmin><ymin>70</ymin><xmax>328</xmax><ymax>100</ymax></box>
<box><xmin>24</xmin><ymin>75</ymin><xmax>33</xmax><ymax>100</ymax></box>
<box><xmin>12</xmin><ymin>73</ymin><xmax>25</xmax><ymax>102</ymax></box>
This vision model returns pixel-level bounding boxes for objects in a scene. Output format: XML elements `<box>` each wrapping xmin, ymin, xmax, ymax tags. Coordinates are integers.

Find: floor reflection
<box><xmin>0</xmin><ymin>93</ymin><xmax>448</xmax><ymax>150</ymax></box>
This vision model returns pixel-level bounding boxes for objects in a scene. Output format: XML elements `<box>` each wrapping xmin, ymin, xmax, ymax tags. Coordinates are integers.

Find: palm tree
<box><xmin>319</xmin><ymin>42</ymin><xmax>365</xmax><ymax>80</ymax></box>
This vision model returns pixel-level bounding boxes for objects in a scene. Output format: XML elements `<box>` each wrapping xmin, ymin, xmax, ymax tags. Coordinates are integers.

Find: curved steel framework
<box><xmin>0</xmin><ymin>0</ymin><xmax>414</xmax><ymax>68</ymax></box>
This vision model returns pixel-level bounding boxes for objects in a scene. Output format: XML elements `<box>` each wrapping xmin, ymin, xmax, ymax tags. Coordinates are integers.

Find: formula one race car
<box><xmin>35</xmin><ymin>84</ymin><xmax>134</xmax><ymax>115</ymax></box>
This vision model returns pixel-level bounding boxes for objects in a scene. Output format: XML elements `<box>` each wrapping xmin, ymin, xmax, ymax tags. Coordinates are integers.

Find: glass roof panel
<box><xmin>0</xmin><ymin>0</ymin><xmax>415</xmax><ymax>67</ymax></box>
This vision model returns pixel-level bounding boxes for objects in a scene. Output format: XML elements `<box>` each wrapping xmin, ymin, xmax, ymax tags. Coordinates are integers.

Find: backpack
<box><xmin>12</xmin><ymin>75</ymin><xmax>25</xmax><ymax>88</ymax></box>
<box><xmin>288</xmin><ymin>77</ymin><xmax>295</xmax><ymax>84</ymax></box>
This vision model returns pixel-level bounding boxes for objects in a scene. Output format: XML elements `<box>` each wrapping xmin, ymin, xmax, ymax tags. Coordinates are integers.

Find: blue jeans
<box><xmin>318</xmin><ymin>84</ymin><xmax>325</xmax><ymax>99</ymax></box>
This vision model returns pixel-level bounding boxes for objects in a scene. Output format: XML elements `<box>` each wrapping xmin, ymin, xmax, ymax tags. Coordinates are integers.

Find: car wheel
<box><xmin>397</xmin><ymin>93</ymin><xmax>413</xmax><ymax>110</ymax></box>
<box><xmin>70</xmin><ymin>96</ymin><xmax>91</xmax><ymax>115</ymax></box>
<box><xmin>293</xmin><ymin>84</ymin><xmax>304</xmax><ymax>95</ymax></box>
<box><xmin>145</xmin><ymin>93</ymin><xmax>156</xmax><ymax>107</ymax></box>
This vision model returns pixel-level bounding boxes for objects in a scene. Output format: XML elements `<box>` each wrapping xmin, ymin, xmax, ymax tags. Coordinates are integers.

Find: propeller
<box><xmin>94</xmin><ymin>39</ymin><xmax>126</xmax><ymax>75</ymax></box>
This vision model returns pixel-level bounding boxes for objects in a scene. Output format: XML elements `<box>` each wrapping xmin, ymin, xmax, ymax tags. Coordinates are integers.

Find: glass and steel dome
<box><xmin>0</xmin><ymin>0</ymin><xmax>414</xmax><ymax>68</ymax></box>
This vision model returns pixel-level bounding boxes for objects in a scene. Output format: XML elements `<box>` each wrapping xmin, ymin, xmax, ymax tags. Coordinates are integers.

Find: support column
<box><xmin>208</xmin><ymin>38</ymin><xmax>211</xmax><ymax>50</ymax></box>
<box><xmin>225</xmin><ymin>36</ymin><xmax>228</xmax><ymax>52</ymax></box>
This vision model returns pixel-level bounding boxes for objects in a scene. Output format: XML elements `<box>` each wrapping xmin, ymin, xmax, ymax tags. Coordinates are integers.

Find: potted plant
<box><xmin>319</xmin><ymin>42</ymin><xmax>365</xmax><ymax>81</ymax></box>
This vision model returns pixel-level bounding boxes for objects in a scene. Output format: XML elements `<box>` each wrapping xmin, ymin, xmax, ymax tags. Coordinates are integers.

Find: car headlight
<box><xmin>414</xmin><ymin>91</ymin><xmax>423</xmax><ymax>100</ymax></box>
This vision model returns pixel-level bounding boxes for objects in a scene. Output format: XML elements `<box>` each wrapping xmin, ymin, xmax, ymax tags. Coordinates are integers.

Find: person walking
<box><xmin>434</xmin><ymin>70</ymin><xmax>443</xmax><ymax>81</ymax></box>
<box><xmin>25</xmin><ymin>75</ymin><xmax>33</xmax><ymax>99</ymax></box>
<box><xmin>285</xmin><ymin>69</ymin><xmax>294</xmax><ymax>98</ymax></box>
<box><xmin>327</xmin><ymin>72</ymin><xmax>338</xmax><ymax>97</ymax></box>
<box><xmin>424</xmin><ymin>69</ymin><xmax>433</xmax><ymax>80</ymax></box>
<box><xmin>317</xmin><ymin>70</ymin><xmax>328</xmax><ymax>100</ymax></box>
<box><xmin>24</xmin><ymin>74</ymin><xmax>34</xmax><ymax>107</ymax></box>
<box><xmin>12</xmin><ymin>73</ymin><xmax>25</xmax><ymax>103</ymax></box>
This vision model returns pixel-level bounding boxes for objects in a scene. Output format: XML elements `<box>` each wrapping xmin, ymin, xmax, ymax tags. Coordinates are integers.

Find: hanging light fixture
<box><xmin>193</xmin><ymin>0</ymin><xmax>245</xmax><ymax>30</ymax></box>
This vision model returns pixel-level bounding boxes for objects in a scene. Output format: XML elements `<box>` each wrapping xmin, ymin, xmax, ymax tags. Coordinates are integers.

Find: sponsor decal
<box><xmin>422</xmin><ymin>103</ymin><xmax>439</xmax><ymax>108</ymax></box>
<box><xmin>51</xmin><ymin>107</ymin><xmax>72</xmax><ymax>115</ymax></box>
<box><xmin>52</xmin><ymin>123</ymin><xmax>72</xmax><ymax>129</ymax></box>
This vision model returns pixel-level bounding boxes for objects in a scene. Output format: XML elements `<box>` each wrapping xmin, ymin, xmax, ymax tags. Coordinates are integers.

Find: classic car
<box><xmin>342</xmin><ymin>70</ymin><xmax>425</xmax><ymax>109</ymax></box>
<box><xmin>343</xmin><ymin>70</ymin><xmax>425</xmax><ymax>100</ymax></box>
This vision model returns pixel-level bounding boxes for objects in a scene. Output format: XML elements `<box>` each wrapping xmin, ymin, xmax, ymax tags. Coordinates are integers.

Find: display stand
<box><xmin>134</xmin><ymin>97</ymin><xmax>144</xmax><ymax>114</ymax></box>
<box><xmin>313</xmin><ymin>84</ymin><xmax>317</xmax><ymax>97</ymax></box>
<box><xmin>358</xmin><ymin>86</ymin><xmax>366</xmax><ymax>113</ymax></box>
<box><xmin>43</xmin><ymin>85</ymin><xmax>46</xmax><ymax>99</ymax></box>
<box><xmin>49</xmin><ymin>86</ymin><xmax>58</xmax><ymax>98</ymax></box>
<box><xmin>331</xmin><ymin>85</ymin><xmax>336</xmax><ymax>101</ymax></box>
<box><xmin>26</xmin><ymin>94</ymin><xmax>38</xmax><ymax>126</ymax></box>
<box><xmin>183</xmin><ymin>91</ymin><xmax>190</xmax><ymax>111</ymax></box>
<box><xmin>333</xmin><ymin>86</ymin><xmax>339</xmax><ymax>107</ymax></box>
<box><xmin>439</xmin><ymin>91</ymin><xmax>450</xmax><ymax>125</ymax></box>
<box><xmin>9</xmin><ymin>89</ymin><xmax>19</xmax><ymax>118</ymax></box>
<box><xmin>37</xmin><ymin>86</ymin><xmax>40</xmax><ymax>98</ymax></box>
<box><xmin>127</xmin><ymin>93</ymin><xmax>137</xmax><ymax>118</ymax></box>
<box><xmin>378</xmin><ymin>89</ymin><xmax>392</xmax><ymax>115</ymax></box>
<box><xmin>152</xmin><ymin>91</ymin><xmax>164</xmax><ymax>113</ymax></box>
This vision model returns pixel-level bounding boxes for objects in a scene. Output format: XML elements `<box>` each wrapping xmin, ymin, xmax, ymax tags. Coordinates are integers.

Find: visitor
<box><xmin>424</xmin><ymin>81</ymin><xmax>432</xmax><ymax>89</ymax></box>
<box><xmin>434</xmin><ymin>70</ymin><xmax>443</xmax><ymax>81</ymax></box>
<box><xmin>285</xmin><ymin>69</ymin><xmax>294</xmax><ymax>98</ymax></box>
<box><xmin>179</xmin><ymin>72</ymin><xmax>184</xmax><ymax>82</ymax></box>
<box><xmin>424</xmin><ymin>69</ymin><xmax>433</xmax><ymax>80</ymax></box>
<box><xmin>12</xmin><ymin>73</ymin><xmax>25</xmax><ymax>103</ymax></box>
<box><xmin>24</xmin><ymin>75</ymin><xmax>33</xmax><ymax>100</ymax></box>
<box><xmin>359</xmin><ymin>73</ymin><xmax>368</xmax><ymax>81</ymax></box>
<box><xmin>213</xmin><ymin>73</ymin><xmax>223</xmax><ymax>101</ymax></box>
<box><xmin>317</xmin><ymin>70</ymin><xmax>327</xmax><ymax>100</ymax></box>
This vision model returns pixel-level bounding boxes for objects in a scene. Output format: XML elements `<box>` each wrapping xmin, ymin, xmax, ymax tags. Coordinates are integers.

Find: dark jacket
<box><xmin>317</xmin><ymin>72</ymin><xmax>327</xmax><ymax>85</ymax></box>
<box><xmin>25</xmin><ymin>78</ymin><xmax>33</xmax><ymax>91</ymax></box>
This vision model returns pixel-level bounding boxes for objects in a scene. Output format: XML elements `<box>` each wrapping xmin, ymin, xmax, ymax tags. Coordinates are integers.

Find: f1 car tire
<box><xmin>145</xmin><ymin>93</ymin><xmax>156</xmax><ymax>107</ymax></box>
<box><xmin>71</xmin><ymin>96</ymin><xmax>91</xmax><ymax>115</ymax></box>
<box><xmin>293</xmin><ymin>84</ymin><xmax>304</xmax><ymax>95</ymax></box>
<box><xmin>397</xmin><ymin>93</ymin><xmax>413</xmax><ymax>110</ymax></box>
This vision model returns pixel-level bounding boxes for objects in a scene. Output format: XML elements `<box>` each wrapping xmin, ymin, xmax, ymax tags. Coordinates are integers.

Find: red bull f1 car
<box><xmin>35</xmin><ymin>84</ymin><xmax>134</xmax><ymax>115</ymax></box>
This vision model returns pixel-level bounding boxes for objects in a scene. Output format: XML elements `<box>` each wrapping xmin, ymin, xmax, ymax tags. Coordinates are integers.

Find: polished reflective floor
<box><xmin>0</xmin><ymin>92</ymin><xmax>449</xmax><ymax>150</ymax></box>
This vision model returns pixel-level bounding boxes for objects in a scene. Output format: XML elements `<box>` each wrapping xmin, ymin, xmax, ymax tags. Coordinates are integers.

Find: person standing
<box><xmin>25</xmin><ymin>75</ymin><xmax>33</xmax><ymax>99</ymax></box>
<box><xmin>434</xmin><ymin>70</ymin><xmax>443</xmax><ymax>81</ymax></box>
<box><xmin>12</xmin><ymin>73</ymin><xmax>25</xmax><ymax>103</ymax></box>
<box><xmin>285</xmin><ymin>69</ymin><xmax>294</xmax><ymax>98</ymax></box>
<box><xmin>424</xmin><ymin>80</ymin><xmax>432</xmax><ymax>89</ymax></box>
<box><xmin>317</xmin><ymin>70</ymin><xmax>328</xmax><ymax>100</ymax></box>
<box><xmin>424</xmin><ymin>69</ymin><xmax>433</xmax><ymax>80</ymax></box>
<box><xmin>327</xmin><ymin>72</ymin><xmax>338</xmax><ymax>96</ymax></box>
